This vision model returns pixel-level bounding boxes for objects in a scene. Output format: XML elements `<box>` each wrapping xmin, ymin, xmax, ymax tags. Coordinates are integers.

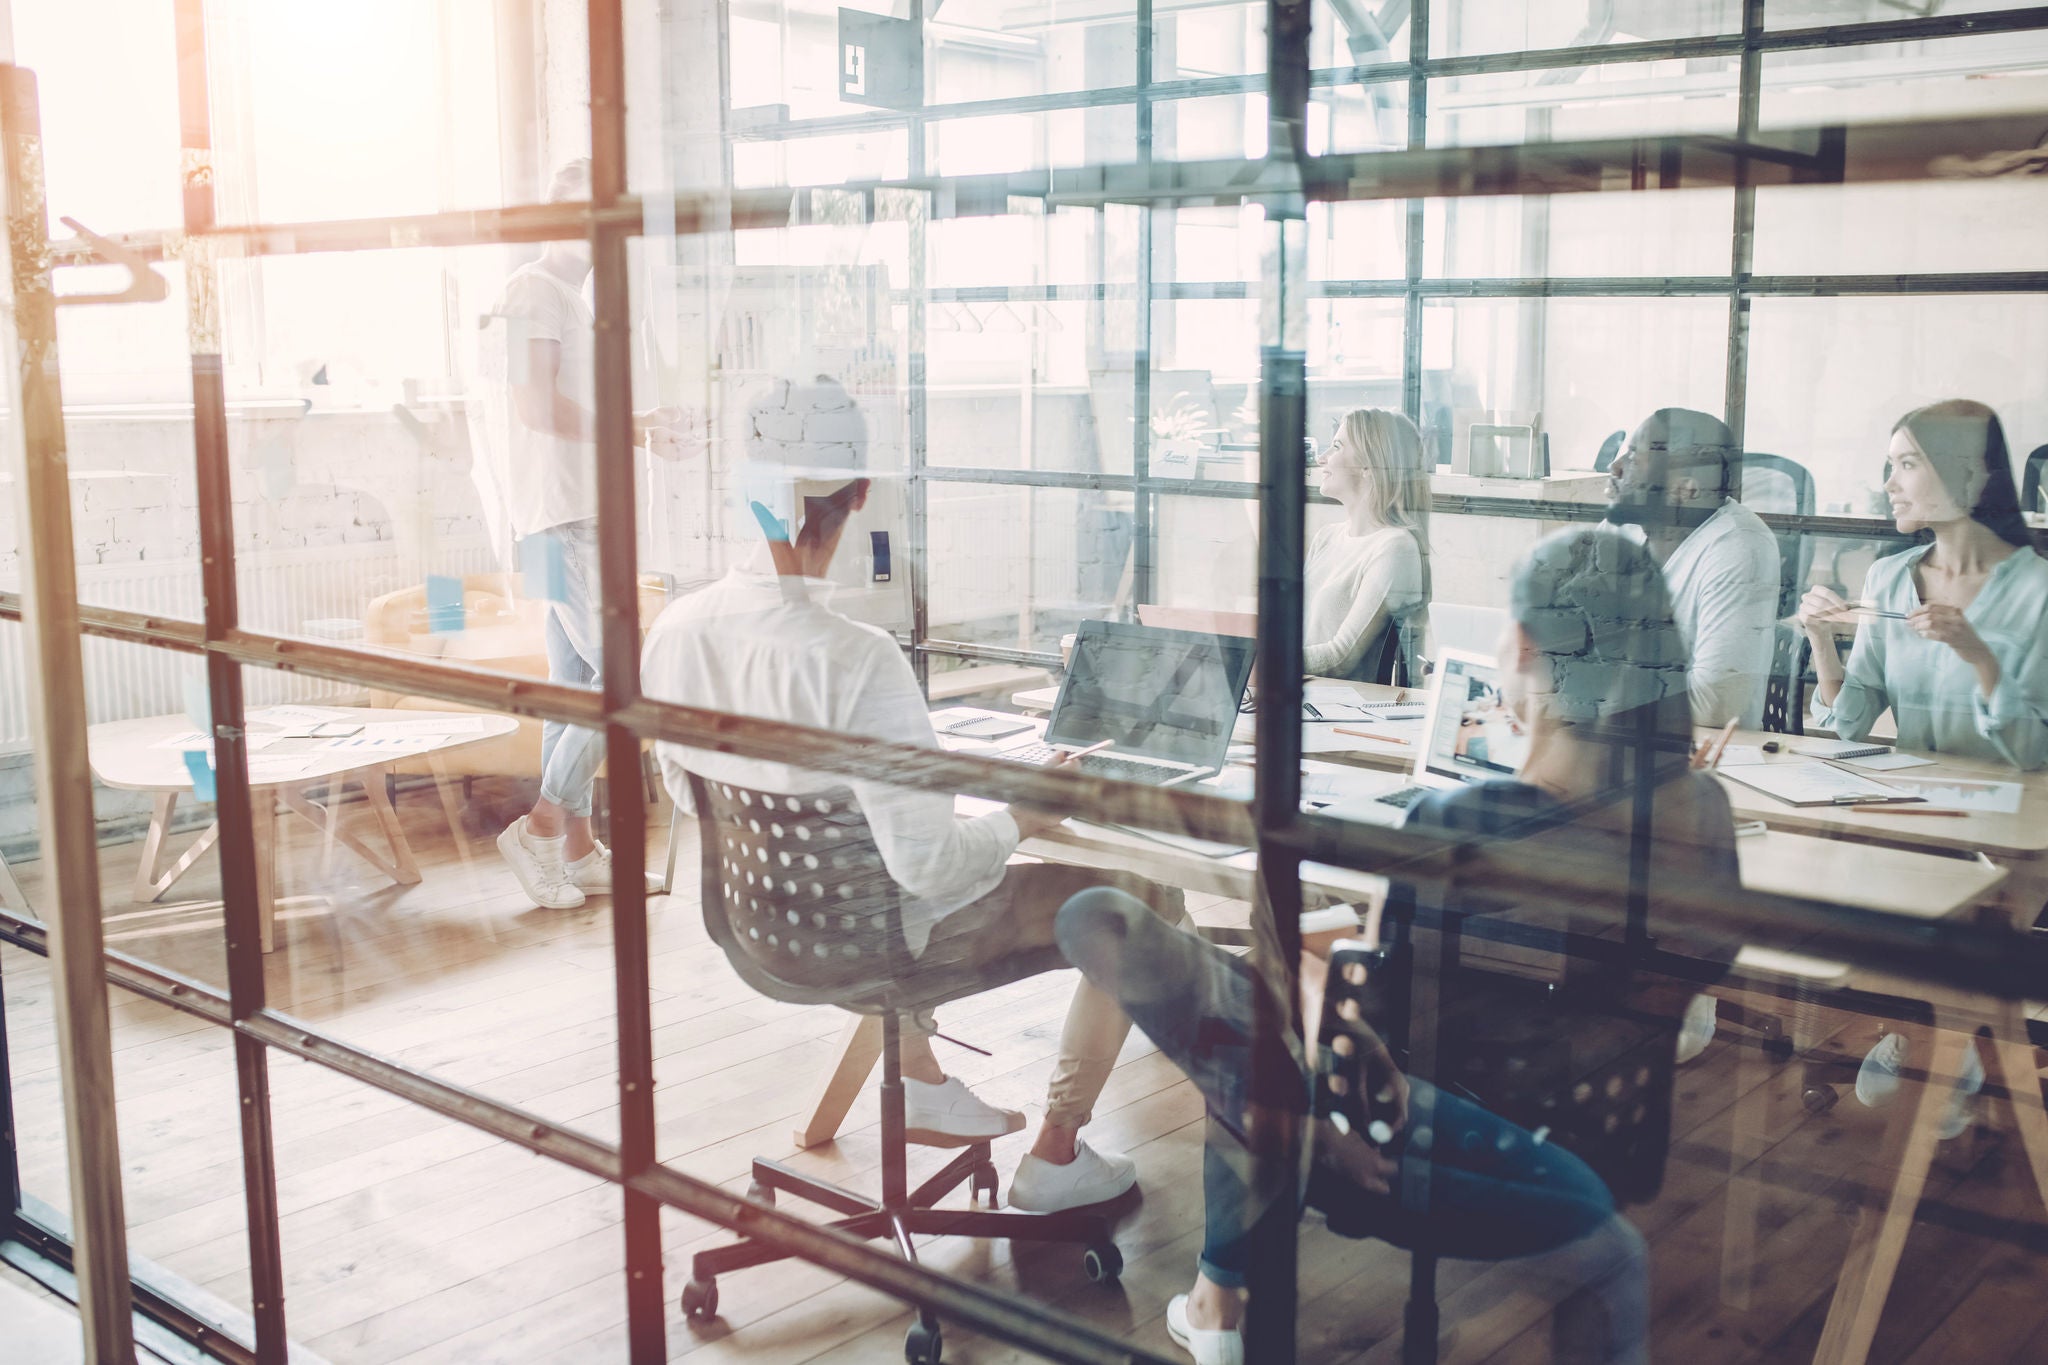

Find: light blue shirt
<box><xmin>1813</xmin><ymin>543</ymin><xmax>2048</xmax><ymax>770</ymax></box>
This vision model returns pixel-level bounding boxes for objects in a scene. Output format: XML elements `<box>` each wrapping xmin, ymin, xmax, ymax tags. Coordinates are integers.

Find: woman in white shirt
<box><xmin>1303</xmin><ymin>407</ymin><xmax>1432</xmax><ymax>679</ymax></box>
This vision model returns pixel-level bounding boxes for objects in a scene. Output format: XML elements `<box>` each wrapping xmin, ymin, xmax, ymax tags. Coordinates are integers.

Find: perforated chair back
<box><xmin>688</xmin><ymin>773</ymin><xmax>910</xmax><ymax>1009</ymax></box>
<box><xmin>1738</xmin><ymin>452</ymin><xmax>1816</xmax><ymax>619</ymax></box>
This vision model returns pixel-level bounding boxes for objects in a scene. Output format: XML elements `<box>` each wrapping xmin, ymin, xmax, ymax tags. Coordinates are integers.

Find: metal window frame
<box><xmin>2</xmin><ymin>5</ymin><xmax>2048</xmax><ymax>1365</ymax></box>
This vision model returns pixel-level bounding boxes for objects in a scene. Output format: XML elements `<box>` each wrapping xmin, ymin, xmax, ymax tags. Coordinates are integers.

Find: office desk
<box><xmin>1011</xmin><ymin>680</ymin><xmax>1420</xmax><ymax>773</ymax></box>
<box><xmin>89</xmin><ymin>708</ymin><xmax>520</xmax><ymax>952</ymax></box>
<box><xmin>1708</xmin><ymin>731</ymin><xmax>2048</xmax><ymax>862</ymax></box>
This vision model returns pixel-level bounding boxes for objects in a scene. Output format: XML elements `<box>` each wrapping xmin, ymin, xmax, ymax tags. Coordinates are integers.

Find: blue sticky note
<box><xmin>748</xmin><ymin>500</ymin><xmax>791</xmax><ymax>544</ymax></box>
<box><xmin>426</xmin><ymin>573</ymin><xmax>465</xmax><ymax>634</ymax></box>
<box><xmin>519</xmin><ymin>533</ymin><xmax>567</xmax><ymax>604</ymax></box>
<box><xmin>183</xmin><ymin>749</ymin><xmax>217</xmax><ymax>803</ymax></box>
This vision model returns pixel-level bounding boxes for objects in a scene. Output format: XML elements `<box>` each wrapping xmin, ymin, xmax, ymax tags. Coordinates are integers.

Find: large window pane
<box><xmin>1431</xmin><ymin>0</ymin><xmax>1737</xmax><ymax>59</ymax></box>
<box><xmin>1421</xmin><ymin>295</ymin><xmax>1729</xmax><ymax>474</ymax></box>
<box><xmin>1745</xmin><ymin>293</ymin><xmax>2048</xmax><ymax>515</ymax></box>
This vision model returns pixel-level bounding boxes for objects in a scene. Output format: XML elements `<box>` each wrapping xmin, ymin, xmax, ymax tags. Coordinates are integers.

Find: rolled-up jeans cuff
<box><xmin>538</xmin><ymin>778</ymin><xmax>594</xmax><ymax>818</ymax></box>
<box><xmin>1197</xmin><ymin>1254</ymin><xmax>1248</xmax><ymax>1291</ymax></box>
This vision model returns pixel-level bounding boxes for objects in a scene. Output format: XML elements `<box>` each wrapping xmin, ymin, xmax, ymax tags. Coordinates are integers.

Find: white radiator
<box><xmin>0</xmin><ymin>543</ymin><xmax>495</xmax><ymax>754</ymax></box>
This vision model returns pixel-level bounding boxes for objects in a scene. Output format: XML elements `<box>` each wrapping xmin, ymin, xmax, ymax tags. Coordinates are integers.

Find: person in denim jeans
<box><xmin>488</xmin><ymin>158</ymin><xmax>681</xmax><ymax>908</ymax></box>
<box><xmin>1055</xmin><ymin>527</ymin><xmax>1745</xmax><ymax>1365</ymax></box>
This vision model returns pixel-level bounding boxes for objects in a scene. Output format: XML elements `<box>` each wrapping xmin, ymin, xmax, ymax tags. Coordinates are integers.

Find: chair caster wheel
<box><xmin>971</xmin><ymin>1162</ymin><xmax>1000</xmax><ymax>1206</ymax></box>
<box><xmin>681</xmin><ymin>1276</ymin><xmax>719</xmax><ymax>1321</ymax></box>
<box><xmin>746</xmin><ymin>1178</ymin><xmax>776</xmax><ymax>1206</ymax></box>
<box><xmin>1802</xmin><ymin>1084</ymin><xmax>1839</xmax><ymax>1115</ymax></box>
<box><xmin>905</xmin><ymin>1317</ymin><xmax>943</xmax><ymax>1364</ymax></box>
<box><xmin>1082</xmin><ymin>1241</ymin><xmax>1123</xmax><ymax>1284</ymax></box>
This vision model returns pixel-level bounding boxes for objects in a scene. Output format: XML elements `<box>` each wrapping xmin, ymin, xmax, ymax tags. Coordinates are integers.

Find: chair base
<box><xmin>682</xmin><ymin>1147</ymin><xmax>1125</xmax><ymax>1363</ymax></box>
<box><xmin>688</xmin><ymin>1147</ymin><xmax>1124</xmax><ymax>1282</ymax></box>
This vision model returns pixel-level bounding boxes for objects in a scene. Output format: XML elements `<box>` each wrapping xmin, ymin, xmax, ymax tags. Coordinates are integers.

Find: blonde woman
<box><xmin>1304</xmin><ymin>407</ymin><xmax>1432</xmax><ymax>679</ymax></box>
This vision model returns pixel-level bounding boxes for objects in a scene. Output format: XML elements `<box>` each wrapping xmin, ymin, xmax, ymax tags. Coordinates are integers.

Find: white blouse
<box><xmin>1302</xmin><ymin>524</ymin><xmax>1426</xmax><ymax>678</ymax></box>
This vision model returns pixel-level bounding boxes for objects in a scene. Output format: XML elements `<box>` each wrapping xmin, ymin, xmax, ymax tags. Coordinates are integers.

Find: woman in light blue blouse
<box><xmin>1799</xmin><ymin>399</ymin><xmax>2048</xmax><ymax>772</ymax></box>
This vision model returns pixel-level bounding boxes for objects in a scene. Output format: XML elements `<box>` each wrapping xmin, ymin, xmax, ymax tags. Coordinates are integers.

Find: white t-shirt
<box><xmin>489</xmin><ymin>262</ymin><xmax>596</xmax><ymax>537</ymax></box>
<box><xmin>644</xmin><ymin>569</ymin><xmax>1020</xmax><ymax>954</ymax></box>
<box><xmin>1302</xmin><ymin>524</ymin><xmax>1426</xmax><ymax>678</ymax></box>
<box><xmin>1658</xmin><ymin>499</ymin><xmax>1782</xmax><ymax>728</ymax></box>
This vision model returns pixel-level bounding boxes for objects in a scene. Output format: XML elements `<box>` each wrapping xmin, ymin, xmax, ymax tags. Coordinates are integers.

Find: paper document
<box><xmin>317</xmin><ymin>733</ymin><xmax>439</xmax><ymax>754</ymax></box>
<box><xmin>360</xmin><ymin>717</ymin><xmax>482</xmax><ymax>740</ymax></box>
<box><xmin>1716</xmin><ymin>745</ymin><xmax>1768</xmax><ymax>768</ymax></box>
<box><xmin>1840</xmin><ymin>751</ymin><xmax>1937</xmax><ymax>772</ymax></box>
<box><xmin>152</xmin><ymin>730</ymin><xmax>279</xmax><ymax>753</ymax></box>
<box><xmin>1719</xmin><ymin>760</ymin><xmax>1919</xmax><ymax>807</ymax></box>
<box><xmin>1877</xmin><ymin>775</ymin><xmax>2024</xmax><ymax>814</ymax></box>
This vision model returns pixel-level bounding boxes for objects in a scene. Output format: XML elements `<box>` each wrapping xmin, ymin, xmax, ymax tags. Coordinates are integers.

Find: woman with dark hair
<box><xmin>1800</xmin><ymin>401</ymin><xmax>2048</xmax><ymax>1123</ymax></box>
<box><xmin>1054</xmin><ymin>527</ymin><xmax>1742</xmax><ymax>1365</ymax></box>
<box><xmin>1799</xmin><ymin>399</ymin><xmax>2048</xmax><ymax>771</ymax></box>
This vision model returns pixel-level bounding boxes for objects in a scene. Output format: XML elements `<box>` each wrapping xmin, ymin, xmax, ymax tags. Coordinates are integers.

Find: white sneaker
<box><xmin>1007</xmin><ymin>1141</ymin><xmax>1138</xmax><ymax>1212</ymax></box>
<box><xmin>1855</xmin><ymin>1033</ymin><xmax>1910</xmax><ymax>1108</ymax></box>
<box><xmin>1856</xmin><ymin>1033</ymin><xmax>1985</xmax><ymax>1139</ymax></box>
<box><xmin>496</xmin><ymin>817</ymin><xmax>586</xmax><ymax>910</ymax></box>
<box><xmin>1166</xmin><ymin>1295</ymin><xmax>1244</xmax><ymax>1365</ymax></box>
<box><xmin>566</xmin><ymin>840</ymin><xmax>612</xmax><ymax>891</ymax></box>
<box><xmin>1675</xmin><ymin>993</ymin><xmax>1718</xmax><ymax>1065</ymax></box>
<box><xmin>1939</xmin><ymin>1042</ymin><xmax>1986</xmax><ymax>1141</ymax></box>
<box><xmin>902</xmin><ymin>1076</ymin><xmax>1026</xmax><ymax>1146</ymax></box>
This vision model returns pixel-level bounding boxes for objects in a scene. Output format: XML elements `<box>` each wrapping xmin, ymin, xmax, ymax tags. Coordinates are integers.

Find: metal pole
<box><xmin>1131</xmin><ymin>0</ymin><xmax>1156</xmax><ymax>612</ymax></box>
<box><xmin>170</xmin><ymin>3</ymin><xmax>291</xmax><ymax>1358</ymax></box>
<box><xmin>0</xmin><ymin>61</ymin><xmax>138</xmax><ymax>1365</ymax></box>
<box><xmin>586</xmin><ymin>3</ymin><xmax>668</xmax><ymax>1360</ymax></box>
<box><xmin>1722</xmin><ymin>0</ymin><xmax>1764</xmax><ymax>449</ymax></box>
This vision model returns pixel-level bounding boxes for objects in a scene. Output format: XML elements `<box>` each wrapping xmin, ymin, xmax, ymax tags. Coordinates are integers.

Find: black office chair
<box><xmin>1737</xmin><ymin>452</ymin><xmax>1816</xmax><ymax>620</ymax></box>
<box><xmin>1330</xmin><ymin>871</ymin><xmax>1685</xmax><ymax>1364</ymax></box>
<box><xmin>1347</xmin><ymin>613</ymin><xmax>1418</xmax><ymax>688</ymax></box>
<box><xmin>1593</xmin><ymin>430</ymin><xmax>1625</xmax><ymax>473</ymax></box>
<box><xmin>2021</xmin><ymin>443</ymin><xmax>2048</xmax><ymax>518</ymax></box>
<box><xmin>678</xmin><ymin>774</ymin><xmax>1123</xmax><ymax>1365</ymax></box>
<box><xmin>1760</xmin><ymin>623</ymin><xmax>1809</xmax><ymax>737</ymax></box>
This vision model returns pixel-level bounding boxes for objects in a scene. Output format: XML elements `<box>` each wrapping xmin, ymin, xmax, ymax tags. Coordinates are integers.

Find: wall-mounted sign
<box><xmin>838</xmin><ymin>9</ymin><xmax>922</xmax><ymax>111</ymax></box>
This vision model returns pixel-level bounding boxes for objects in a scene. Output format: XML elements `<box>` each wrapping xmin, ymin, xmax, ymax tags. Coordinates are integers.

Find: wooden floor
<box><xmin>6</xmin><ymin>776</ymin><xmax>2048</xmax><ymax>1363</ymax></box>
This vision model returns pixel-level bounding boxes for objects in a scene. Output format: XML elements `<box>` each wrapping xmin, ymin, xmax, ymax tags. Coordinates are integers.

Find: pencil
<box><xmin>1706</xmin><ymin>718</ymin><xmax>1738</xmax><ymax>770</ymax></box>
<box><xmin>1065</xmin><ymin>738</ymin><xmax>1116</xmax><ymax>761</ymax></box>
<box><xmin>1336</xmin><ymin>726</ymin><xmax>1410</xmax><ymax>746</ymax></box>
<box><xmin>1844</xmin><ymin>804</ymin><xmax>1967</xmax><ymax>816</ymax></box>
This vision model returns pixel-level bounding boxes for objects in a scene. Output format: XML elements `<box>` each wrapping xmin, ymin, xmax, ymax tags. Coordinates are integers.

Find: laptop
<box><xmin>996</xmin><ymin>619</ymin><xmax>1257</xmax><ymax>786</ymax></box>
<box><xmin>1326</xmin><ymin>648</ymin><xmax>1525</xmax><ymax>825</ymax></box>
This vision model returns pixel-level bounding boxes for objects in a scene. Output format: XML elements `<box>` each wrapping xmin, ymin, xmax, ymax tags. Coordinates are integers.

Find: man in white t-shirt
<box><xmin>488</xmin><ymin>159</ymin><xmax>682</xmax><ymax>909</ymax></box>
<box><xmin>643</xmin><ymin>375</ymin><xmax>1190</xmax><ymax>1213</ymax></box>
<box><xmin>1605</xmin><ymin>408</ymin><xmax>1782</xmax><ymax>730</ymax></box>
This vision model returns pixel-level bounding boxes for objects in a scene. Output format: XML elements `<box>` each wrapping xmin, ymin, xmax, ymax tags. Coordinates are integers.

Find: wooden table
<box><xmin>88</xmin><ymin>708</ymin><xmax>519</xmax><ymax>952</ymax></box>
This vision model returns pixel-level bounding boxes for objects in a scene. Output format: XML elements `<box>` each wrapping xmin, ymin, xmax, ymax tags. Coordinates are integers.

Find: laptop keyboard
<box><xmin>1375</xmin><ymin>785</ymin><xmax>1430</xmax><ymax>810</ymax></box>
<box><xmin>998</xmin><ymin>743</ymin><xmax>1194</xmax><ymax>786</ymax></box>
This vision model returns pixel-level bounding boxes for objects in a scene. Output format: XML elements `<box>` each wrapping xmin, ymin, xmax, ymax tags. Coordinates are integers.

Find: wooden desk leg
<box><xmin>1814</xmin><ymin>1025</ymin><xmax>1971</xmax><ymax>1365</ymax></box>
<box><xmin>131</xmin><ymin>793</ymin><xmax>220</xmax><ymax>905</ymax></box>
<box><xmin>133</xmin><ymin>792</ymin><xmax>176</xmax><ymax>901</ymax></box>
<box><xmin>793</xmin><ymin>1013</ymin><xmax>884</xmax><ymax>1150</ymax></box>
<box><xmin>252</xmin><ymin>792</ymin><xmax>277</xmax><ymax>955</ymax></box>
<box><xmin>1984</xmin><ymin>1005</ymin><xmax>2048</xmax><ymax>1215</ymax></box>
<box><xmin>360</xmin><ymin>764</ymin><xmax>422</xmax><ymax>885</ymax></box>
<box><xmin>427</xmin><ymin>753</ymin><xmax>473</xmax><ymax>870</ymax></box>
<box><xmin>1720</xmin><ymin>1024</ymin><xmax>1772</xmax><ymax>1310</ymax></box>
<box><xmin>0</xmin><ymin>848</ymin><xmax>25</xmax><ymax>913</ymax></box>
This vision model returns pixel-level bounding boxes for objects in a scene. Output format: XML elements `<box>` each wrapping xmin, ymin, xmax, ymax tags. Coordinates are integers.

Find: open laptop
<box><xmin>1327</xmin><ymin>648</ymin><xmax>1525</xmax><ymax>825</ymax></box>
<box><xmin>996</xmin><ymin>619</ymin><xmax>1257</xmax><ymax>786</ymax></box>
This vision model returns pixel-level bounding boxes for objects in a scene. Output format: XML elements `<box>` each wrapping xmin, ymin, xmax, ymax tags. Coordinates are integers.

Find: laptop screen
<box><xmin>1046</xmin><ymin>621</ymin><xmax>1256</xmax><ymax>767</ymax></box>
<box><xmin>1420</xmin><ymin>652</ymin><xmax>1530</xmax><ymax>785</ymax></box>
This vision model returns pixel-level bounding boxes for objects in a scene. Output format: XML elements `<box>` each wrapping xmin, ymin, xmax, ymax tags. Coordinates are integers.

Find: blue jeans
<box><xmin>529</xmin><ymin>520</ymin><xmax>604</xmax><ymax>818</ymax></box>
<box><xmin>1054</xmin><ymin>888</ymin><xmax>1649</xmax><ymax>1365</ymax></box>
